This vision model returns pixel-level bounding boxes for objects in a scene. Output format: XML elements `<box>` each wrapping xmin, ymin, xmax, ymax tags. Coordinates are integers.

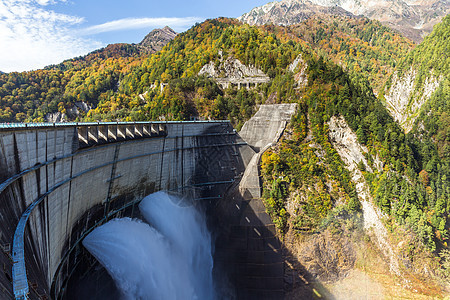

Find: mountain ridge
<box><xmin>238</xmin><ymin>0</ymin><xmax>356</xmax><ymax>26</ymax></box>
<box><xmin>46</xmin><ymin>26</ymin><xmax>177</xmax><ymax>72</ymax></box>
<box><xmin>239</xmin><ymin>0</ymin><xmax>450</xmax><ymax>42</ymax></box>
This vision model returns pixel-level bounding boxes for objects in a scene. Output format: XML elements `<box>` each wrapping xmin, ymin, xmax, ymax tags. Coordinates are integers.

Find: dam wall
<box><xmin>0</xmin><ymin>121</ymin><xmax>243</xmax><ymax>299</ymax></box>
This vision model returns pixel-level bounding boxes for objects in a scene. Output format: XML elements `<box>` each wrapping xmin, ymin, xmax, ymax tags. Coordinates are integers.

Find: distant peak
<box><xmin>162</xmin><ymin>26</ymin><xmax>176</xmax><ymax>32</ymax></box>
<box><xmin>239</xmin><ymin>0</ymin><xmax>449</xmax><ymax>42</ymax></box>
<box><xmin>139</xmin><ymin>26</ymin><xmax>178</xmax><ymax>53</ymax></box>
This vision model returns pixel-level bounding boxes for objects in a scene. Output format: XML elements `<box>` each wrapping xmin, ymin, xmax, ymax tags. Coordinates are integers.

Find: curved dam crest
<box><xmin>0</xmin><ymin>121</ymin><xmax>243</xmax><ymax>299</ymax></box>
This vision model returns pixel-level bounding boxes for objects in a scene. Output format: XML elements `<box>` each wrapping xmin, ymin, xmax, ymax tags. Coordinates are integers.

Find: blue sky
<box><xmin>0</xmin><ymin>0</ymin><xmax>270</xmax><ymax>72</ymax></box>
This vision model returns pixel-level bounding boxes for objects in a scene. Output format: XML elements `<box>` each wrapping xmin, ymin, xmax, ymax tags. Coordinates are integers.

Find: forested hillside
<box><xmin>381</xmin><ymin>14</ymin><xmax>449</xmax><ymax>131</ymax></box>
<box><xmin>262</xmin><ymin>53</ymin><xmax>449</xmax><ymax>271</ymax></box>
<box><xmin>0</xmin><ymin>15</ymin><xmax>449</xmax><ymax>294</ymax></box>
<box><xmin>87</xmin><ymin>18</ymin><xmax>304</xmax><ymax>127</ymax></box>
<box><xmin>284</xmin><ymin>15</ymin><xmax>414</xmax><ymax>93</ymax></box>
<box><xmin>0</xmin><ymin>27</ymin><xmax>176</xmax><ymax>123</ymax></box>
<box><xmin>257</xmin><ymin>18</ymin><xmax>450</xmax><ymax>293</ymax></box>
<box><xmin>0</xmin><ymin>15</ymin><xmax>413</xmax><ymax>124</ymax></box>
<box><xmin>0</xmin><ymin>56</ymin><xmax>144</xmax><ymax>122</ymax></box>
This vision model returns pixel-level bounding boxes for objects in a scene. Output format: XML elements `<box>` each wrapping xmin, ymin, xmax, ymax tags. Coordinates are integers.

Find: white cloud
<box><xmin>0</xmin><ymin>0</ymin><xmax>202</xmax><ymax>73</ymax></box>
<box><xmin>0</xmin><ymin>0</ymin><xmax>101</xmax><ymax>72</ymax></box>
<box><xmin>79</xmin><ymin>17</ymin><xmax>203</xmax><ymax>35</ymax></box>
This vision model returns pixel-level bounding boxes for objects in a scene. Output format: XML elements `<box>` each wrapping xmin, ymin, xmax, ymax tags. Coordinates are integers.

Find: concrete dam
<box><xmin>0</xmin><ymin>104</ymin><xmax>297</xmax><ymax>300</ymax></box>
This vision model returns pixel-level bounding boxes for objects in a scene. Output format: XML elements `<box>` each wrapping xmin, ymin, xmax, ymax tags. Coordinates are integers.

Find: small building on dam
<box><xmin>0</xmin><ymin>104</ymin><xmax>297</xmax><ymax>300</ymax></box>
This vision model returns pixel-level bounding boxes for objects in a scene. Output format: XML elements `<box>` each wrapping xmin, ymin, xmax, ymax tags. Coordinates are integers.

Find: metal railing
<box><xmin>0</xmin><ymin>120</ymin><xmax>230</xmax><ymax>130</ymax></box>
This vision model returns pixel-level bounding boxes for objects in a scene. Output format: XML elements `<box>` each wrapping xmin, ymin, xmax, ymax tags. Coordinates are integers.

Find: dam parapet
<box><xmin>0</xmin><ymin>121</ymin><xmax>243</xmax><ymax>299</ymax></box>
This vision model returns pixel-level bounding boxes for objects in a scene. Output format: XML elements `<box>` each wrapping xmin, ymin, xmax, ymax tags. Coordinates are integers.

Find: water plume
<box><xmin>83</xmin><ymin>191</ymin><xmax>214</xmax><ymax>300</ymax></box>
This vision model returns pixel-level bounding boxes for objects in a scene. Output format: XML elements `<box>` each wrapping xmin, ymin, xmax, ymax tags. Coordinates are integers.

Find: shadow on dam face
<box><xmin>59</xmin><ymin>199</ymin><xmax>146</xmax><ymax>300</ymax></box>
<box><xmin>64</xmin><ymin>262</ymin><xmax>120</xmax><ymax>300</ymax></box>
<box><xmin>62</xmin><ymin>189</ymin><xmax>332</xmax><ymax>300</ymax></box>
<box><xmin>61</xmin><ymin>193</ymin><xmax>278</xmax><ymax>300</ymax></box>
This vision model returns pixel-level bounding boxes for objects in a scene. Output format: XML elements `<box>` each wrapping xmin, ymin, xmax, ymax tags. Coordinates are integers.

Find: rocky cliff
<box><xmin>198</xmin><ymin>51</ymin><xmax>270</xmax><ymax>88</ymax></box>
<box><xmin>328</xmin><ymin>116</ymin><xmax>400</xmax><ymax>276</ymax></box>
<box><xmin>382</xmin><ymin>14</ymin><xmax>448</xmax><ymax>132</ymax></box>
<box><xmin>384</xmin><ymin>68</ymin><xmax>441</xmax><ymax>132</ymax></box>
<box><xmin>239</xmin><ymin>0</ymin><xmax>449</xmax><ymax>42</ymax></box>
<box><xmin>45</xmin><ymin>102</ymin><xmax>91</xmax><ymax>123</ymax></box>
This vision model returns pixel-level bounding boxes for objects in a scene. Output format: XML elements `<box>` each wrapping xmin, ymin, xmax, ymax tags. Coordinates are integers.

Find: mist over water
<box><xmin>83</xmin><ymin>191</ymin><xmax>215</xmax><ymax>300</ymax></box>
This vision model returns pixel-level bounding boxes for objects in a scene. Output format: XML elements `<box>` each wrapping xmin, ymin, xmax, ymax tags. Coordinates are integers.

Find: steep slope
<box><xmin>239</xmin><ymin>0</ymin><xmax>450</xmax><ymax>42</ymax></box>
<box><xmin>274</xmin><ymin>15</ymin><xmax>414</xmax><ymax>94</ymax></box>
<box><xmin>382</xmin><ymin>14</ymin><xmax>449</xmax><ymax>132</ymax></box>
<box><xmin>261</xmin><ymin>55</ymin><xmax>449</xmax><ymax>296</ymax></box>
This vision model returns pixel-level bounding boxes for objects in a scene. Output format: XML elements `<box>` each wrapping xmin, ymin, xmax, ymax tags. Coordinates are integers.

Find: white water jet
<box><xmin>83</xmin><ymin>191</ymin><xmax>214</xmax><ymax>300</ymax></box>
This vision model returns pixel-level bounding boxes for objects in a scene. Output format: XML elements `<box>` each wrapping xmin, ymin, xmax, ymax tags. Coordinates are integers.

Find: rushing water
<box><xmin>82</xmin><ymin>191</ymin><xmax>214</xmax><ymax>300</ymax></box>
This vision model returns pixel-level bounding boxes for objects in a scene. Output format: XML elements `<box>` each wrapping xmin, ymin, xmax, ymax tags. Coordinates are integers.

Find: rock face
<box><xmin>328</xmin><ymin>116</ymin><xmax>400</xmax><ymax>276</ymax></box>
<box><xmin>46</xmin><ymin>112</ymin><xmax>66</xmax><ymax>123</ymax></box>
<box><xmin>238</xmin><ymin>0</ymin><xmax>354</xmax><ymax>27</ymax></box>
<box><xmin>353</xmin><ymin>0</ymin><xmax>449</xmax><ymax>43</ymax></box>
<box><xmin>139</xmin><ymin>26</ymin><xmax>177</xmax><ymax>53</ymax></box>
<box><xmin>288</xmin><ymin>54</ymin><xmax>308</xmax><ymax>88</ymax></box>
<box><xmin>198</xmin><ymin>51</ymin><xmax>270</xmax><ymax>89</ymax></box>
<box><xmin>384</xmin><ymin>68</ymin><xmax>441</xmax><ymax>132</ymax></box>
<box><xmin>45</xmin><ymin>102</ymin><xmax>91</xmax><ymax>123</ymax></box>
<box><xmin>382</xmin><ymin>15</ymin><xmax>447</xmax><ymax>132</ymax></box>
<box><xmin>239</xmin><ymin>0</ymin><xmax>449</xmax><ymax>42</ymax></box>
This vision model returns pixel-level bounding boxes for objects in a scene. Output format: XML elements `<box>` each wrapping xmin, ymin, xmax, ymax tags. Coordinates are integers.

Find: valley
<box><xmin>0</xmin><ymin>1</ymin><xmax>449</xmax><ymax>299</ymax></box>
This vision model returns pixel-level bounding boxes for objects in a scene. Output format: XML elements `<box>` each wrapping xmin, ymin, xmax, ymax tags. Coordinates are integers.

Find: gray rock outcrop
<box><xmin>288</xmin><ymin>54</ymin><xmax>308</xmax><ymax>88</ymax></box>
<box><xmin>45</xmin><ymin>101</ymin><xmax>91</xmax><ymax>123</ymax></box>
<box><xmin>328</xmin><ymin>115</ymin><xmax>400</xmax><ymax>276</ymax></box>
<box><xmin>139</xmin><ymin>26</ymin><xmax>177</xmax><ymax>53</ymax></box>
<box><xmin>198</xmin><ymin>52</ymin><xmax>270</xmax><ymax>89</ymax></box>
<box><xmin>384</xmin><ymin>67</ymin><xmax>441</xmax><ymax>132</ymax></box>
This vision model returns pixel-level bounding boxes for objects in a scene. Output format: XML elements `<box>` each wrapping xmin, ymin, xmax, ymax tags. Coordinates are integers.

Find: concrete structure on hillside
<box><xmin>212</xmin><ymin>104</ymin><xmax>298</xmax><ymax>299</ymax></box>
<box><xmin>0</xmin><ymin>121</ymin><xmax>244</xmax><ymax>299</ymax></box>
<box><xmin>239</xmin><ymin>104</ymin><xmax>297</xmax><ymax>198</ymax></box>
